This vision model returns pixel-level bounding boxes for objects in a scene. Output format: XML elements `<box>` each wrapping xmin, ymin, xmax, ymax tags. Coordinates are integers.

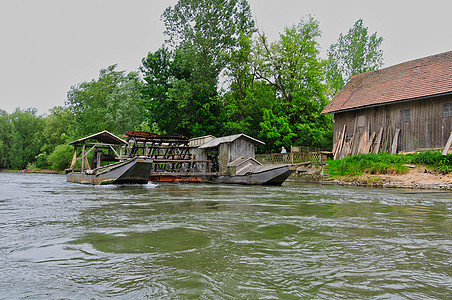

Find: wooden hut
<box><xmin>321</xmin><ymin>50</ymin><xmax>452</xmax><ymax>158</ymax></box>
<box><xmin>198</xmin><ymin>133</ymin><xmax>265</xmax><ymax>174</ymax></box>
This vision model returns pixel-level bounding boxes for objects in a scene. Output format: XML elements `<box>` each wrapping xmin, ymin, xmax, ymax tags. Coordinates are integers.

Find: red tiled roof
<box><xmin>321</xmin><ymin>50</ymin><xmax>452</xmax><ymax>114</ymax></box>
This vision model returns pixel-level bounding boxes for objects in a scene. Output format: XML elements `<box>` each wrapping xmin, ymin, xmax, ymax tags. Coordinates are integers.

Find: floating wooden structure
<box><xmin>126</xmin><ymin>132</ymin><xmax>295</xmax><ymax>185</ymax></box>
<box><xmin>66</xmin><ymin>131</ymin><xmax>153</xmax><ymax>185</ymax></box>
<box><xmin>67</xmin><ymin>131</ymin><xmax>295</xmax><ymax>186</ymax></box>
<box><xmin>323</xmin><ymin>51</ymin><xmax>452</xmax><ymax>159</ymax></box>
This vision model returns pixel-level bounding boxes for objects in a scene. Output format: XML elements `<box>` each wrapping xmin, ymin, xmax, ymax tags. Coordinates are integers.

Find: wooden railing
<box><xmin>255</xmin><ymin>151</ymin><xmax>330</xmax><ymax>166</ymax></box>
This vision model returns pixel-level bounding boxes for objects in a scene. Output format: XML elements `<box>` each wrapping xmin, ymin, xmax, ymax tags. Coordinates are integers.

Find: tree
<box><xmin>66</xmin><ymin>65</ymin><xmax>146</xmax><ymax>137</ymax></box>
<box><xmin>140</xmin><ymin>48</ymin><xmax>192</xmax><ymax>135</ymax></box>
<box><xmin>142</xmin><ymin>0</ymin><xmax>256</xmax><ymax>137</ymax></box>
<box><xmin>162</xmin><ymin>0</ymin><xmax>255</xmax><ymax>82</ymax></box>
<box><xmin>251</xmin><ymin>16</ymin><xmax>332</xmax><ymax>150</ymax></box>
<box><xmin>0</xmin><ymin>110</ymin><xmax>15</xmax><ymax>169</ymax></box>
<box><xmin>327</xmin><ymin>19</ymin><xmax>383</xmax><ymax>94</ymax></box>
<box><xmin>41</xmin><ymin>106</ymin><xmax>74</xmax><ymax>153</ymax></box>
<box><xmin>10</xmin><ymin>108</ymin><xmax>45</xmax><ymax>169</ymax></box>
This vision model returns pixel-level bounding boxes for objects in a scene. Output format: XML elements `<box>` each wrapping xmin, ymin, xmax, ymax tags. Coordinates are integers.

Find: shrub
<box><xmin>47</xmin><ymin>144</ymin><xmax>73</xmax><ymax>171</ymax></box>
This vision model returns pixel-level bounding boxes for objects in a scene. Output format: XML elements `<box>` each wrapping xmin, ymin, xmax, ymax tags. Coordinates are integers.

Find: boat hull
<box><xmin>149</xmin><ymin>164</ymin><xmax>295</xmax><ymax>185</ymax></box>
<box><xmin>67</xmin><ymin>157</ymin><xmax>153</xmax><ymax>185</ymax></box>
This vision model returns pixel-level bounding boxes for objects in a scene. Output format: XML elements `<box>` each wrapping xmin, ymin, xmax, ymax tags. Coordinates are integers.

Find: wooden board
<box><xmin>442</xmin><ymin>132</ymin><xmax>452</xmax><ymax>155</ymax></box>
<box><xmin>334</xmin><ymin>124</ymin><xmax>346</xmax><ymax>160</ymax></box>
<box><xmin>373</xmin><ymin>127</ymin><xmax>384</xmax><ymax>154</ymax></box>
<box><xmin>391</xmin><ymin>128</ymin><xmax>400</xmax><ymax>155</ymax></box>
<box><xmin>366</xmin><ymin>132</ymin><xmax>376</xmax><ymax>154</ymax></box>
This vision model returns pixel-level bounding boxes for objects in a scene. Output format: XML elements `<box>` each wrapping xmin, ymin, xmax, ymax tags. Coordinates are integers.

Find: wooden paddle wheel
<box><xmin>123</xmin><ymin>132</ymin><xmax>211</xmax><ymax>173</ymax></box>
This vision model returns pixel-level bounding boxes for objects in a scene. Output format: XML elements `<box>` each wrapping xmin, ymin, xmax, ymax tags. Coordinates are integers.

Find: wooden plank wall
<box><xmin>218</xmin><ymin>138</ymin><xmax>256</xmax><ymax>174</ymax></box>
<box><xmin>331</xmin><ymin>94</ymin><xmax>452</xmax><ymax>159</ymax></box>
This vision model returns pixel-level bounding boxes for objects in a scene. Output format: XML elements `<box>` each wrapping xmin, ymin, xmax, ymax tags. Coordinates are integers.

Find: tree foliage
<box><xmin>327</xmin><ymin>19</ymin><xmax>383</xmax><ymax>94</ymax></box>
<box><xmin>66</xmin><ymin>65</ymin><xmax>146</xmax><ymax>137</ymax></box>
<box><xmin>0</xmin><ymin>108</ymin><xmax>45</xmax><ymax>169</ymax></box>
<box><xmin>250</xmin><ymin>16</ymin><xmax>332</xmax><ymax>151</ymax></box>
<box><xmin>140</xmin><ymin>0</ymin><xmax>256</xmax><ymax>137</ymax></box>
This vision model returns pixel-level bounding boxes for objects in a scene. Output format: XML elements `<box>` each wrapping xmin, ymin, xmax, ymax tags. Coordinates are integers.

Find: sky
<box><xmin>1</xmin><ymin>0</ymin><xmax>451</xmax><ymax>115</ymax></box>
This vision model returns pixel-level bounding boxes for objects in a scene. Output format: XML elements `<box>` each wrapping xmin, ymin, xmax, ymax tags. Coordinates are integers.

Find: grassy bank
<box><xmin>327</xmin><ymin>151</ymin><xmax>452</xmax><ymax>181</ymax></box>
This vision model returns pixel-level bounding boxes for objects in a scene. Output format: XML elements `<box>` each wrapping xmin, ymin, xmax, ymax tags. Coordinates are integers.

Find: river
<box><xmin>0</xmin><ymin>172</ymin><xmax>451</xmax><ymax>299</ymax></box>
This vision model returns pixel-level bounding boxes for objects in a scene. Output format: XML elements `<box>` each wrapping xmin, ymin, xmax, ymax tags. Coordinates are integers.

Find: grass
<box><xmin>327</xmin><ymin>151</ymin><xmax>452</xmax><ymax>179</ymax></box>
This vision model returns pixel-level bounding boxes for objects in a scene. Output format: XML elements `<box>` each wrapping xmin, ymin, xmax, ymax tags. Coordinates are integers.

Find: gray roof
<box><xmin>199</xmin><ymin>133</ymin><xmax>265</xmax><ymax>149</ymax></box>
<box><xmin>69</xmin><ymin>130</ymin><xmax>127</xmax><ymax>145</ymax></box>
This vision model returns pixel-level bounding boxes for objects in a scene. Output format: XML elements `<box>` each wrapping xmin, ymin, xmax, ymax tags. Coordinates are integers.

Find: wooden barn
<box><xmin>321</xmin><ymin>50</ymin><xmax>452</xmax><ymax>159</ymax></box>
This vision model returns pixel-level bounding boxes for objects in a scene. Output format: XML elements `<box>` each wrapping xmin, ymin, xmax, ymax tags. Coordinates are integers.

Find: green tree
<box><xmin>66</xmin><ymin>65</ymin><xmax>146</xmax><ymax>137</ymax></box>
<box><xmin>35</xmin><ymin>106</ymin><xmax>75</xmax><ymax>168</ymax></box>
<box><xmin>10</xmin><ymin>108</ymin><xmax>45</xmax><ymax>169</ymax></box>
<box><xmin>143</xmin><ymin>0</ymin><xmax>255</xmax><ymax>137</ymax></box>
<box><xmin>0</xmin><ymin>110</ymin><xmax>15</xmax><ymax>169</ymax></box>
<box><xmin>252</xmin><ymin>16</ymin><xmax>332</xmax><ymax>151</ymax></box>
<box><xmin>41</xmin><ymin>106</ymin><xmax>74</xmax><ymax>153</ymax></box>
<box><xmin>327</xmin><ymin>19</ymin><xmax>383</xmax><ymax>94</ymax></box>
<box><xmin>140</xmin><ymin>48</ymin><xmax>192</xmax><ymax>134</ymax></box>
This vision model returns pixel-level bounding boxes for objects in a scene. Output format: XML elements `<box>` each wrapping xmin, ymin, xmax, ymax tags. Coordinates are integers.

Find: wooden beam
<box><xmin>442</xmin><ymin>132</ymin><xmax>452</xmax><ymax>155</ymax></box>
<box><xmin>391</xmin><ymin>128</ymin><xmax>400</xmax><ymax>155</ymax></box>
<box><xmin>70</xmin><ymin>147</ymin><xmax>77</xmax><ymax>170</ymax></box>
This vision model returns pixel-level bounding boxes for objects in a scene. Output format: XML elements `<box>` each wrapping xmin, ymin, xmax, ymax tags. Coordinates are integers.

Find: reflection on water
<box><xmin>0</xmin><ymin>172</ymin><xmax>451</xmax><ymax>298</ymax></box>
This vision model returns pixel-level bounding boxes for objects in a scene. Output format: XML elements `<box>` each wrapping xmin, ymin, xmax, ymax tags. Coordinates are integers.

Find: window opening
<box><xmin>443</xmin><ymin>103</ymin><xmax>452</xmax><ymax>117</ymax></box>
<box><xmin>400</xmin><ymin>109</ymin><xmax>410</xmax><ymax>123</ymax></box>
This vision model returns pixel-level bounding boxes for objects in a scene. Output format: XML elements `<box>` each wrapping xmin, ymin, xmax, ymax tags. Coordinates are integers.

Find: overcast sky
<box><xmin>1</xmin><ymin>0</ymin><xmax>451</xmax><ymax>115</ymax></box>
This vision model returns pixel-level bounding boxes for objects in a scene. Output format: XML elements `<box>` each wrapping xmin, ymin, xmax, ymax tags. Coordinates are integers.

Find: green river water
<box><xmin>0</xmin><ymin>172</ymin><xmax>451</xmax><ymax>299</ymax></box>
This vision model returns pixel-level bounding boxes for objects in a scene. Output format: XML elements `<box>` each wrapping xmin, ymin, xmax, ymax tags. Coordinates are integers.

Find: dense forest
<box><xmin>0</xmin><ymin>0</ymin><xmax>383</xmax><ymax>171</ymax></box>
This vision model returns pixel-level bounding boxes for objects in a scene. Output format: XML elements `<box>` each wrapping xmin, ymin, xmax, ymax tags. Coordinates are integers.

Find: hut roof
<box><xmin>322</xmin><ymin>50</ymin><xmax>452</xmax><ymax>114</ymax></box>
<box><xmin>199</xmin><ymin>133</ymin><xmax>265</xmax><ymax>149</ymax></box>
<box><xmin>69</xmin><ymin>130</ymin><xmax>127</xmax><ymax>145</ymax></box>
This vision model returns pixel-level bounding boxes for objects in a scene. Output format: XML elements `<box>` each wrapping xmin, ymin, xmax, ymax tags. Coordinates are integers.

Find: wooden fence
<box><xmin>255</xmin><ymin>151</ymin><xmax>329</xmax><ymax>166</ymax></box>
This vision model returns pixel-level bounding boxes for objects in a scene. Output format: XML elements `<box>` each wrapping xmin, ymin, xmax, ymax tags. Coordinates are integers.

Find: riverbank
<box><xmin>290</xmin><ymin>163</ymin><xmax>452</xmax><ymax>190</ymax></box>
<box><xmin>331</xmin><ymin>167</ymin><xmax>452</xmax><ymax>190</ymax></box>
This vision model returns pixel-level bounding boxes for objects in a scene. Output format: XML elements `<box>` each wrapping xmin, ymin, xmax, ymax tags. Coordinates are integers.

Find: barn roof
<box><xmin>199</xmin><ymin>133</ymin><xmax>265</xmax><ymax>149</ymax></box>
<box><xmin>69</xmin><ymin>130</ymin><xmax>127</xmax><ymax>145</ymax></box>
<box><xmin>321</xmin><ymin>50</ymin><xmax>452</xmax><ymax>114</ymax></box>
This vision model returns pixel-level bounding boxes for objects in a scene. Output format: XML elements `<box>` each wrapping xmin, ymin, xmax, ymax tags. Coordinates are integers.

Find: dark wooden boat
<box><xmin>149</xmin><ymin>163</ymin><xmax>295</xmax><ymax>185</ymax></box>
<box><xmin>67</xmin><ymin>156</ymin><xmax>153</xmax><ymax>185</ymax></box>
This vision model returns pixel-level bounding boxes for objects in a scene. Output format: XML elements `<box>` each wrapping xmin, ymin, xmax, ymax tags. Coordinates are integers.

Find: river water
<box><xmin>0</xmin><ymin>172</ymin><xmax>451</xmax><ymax>299</ymax></box>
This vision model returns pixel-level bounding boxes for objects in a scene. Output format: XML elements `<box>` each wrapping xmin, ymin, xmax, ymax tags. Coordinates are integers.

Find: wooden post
<box><xmin>81</xmin><ymin>144</ymin><xmax>85</xmax><ymax>172</ymax></box>
<box><xmin>442</xmin><ymin>132</ymin><xmax>452</xmax><ymax>155</ymax></box>
<box><xmin>391</xmin><ymin>128</ymin><xmax>400</xmax><ymax>155</ymax></box>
